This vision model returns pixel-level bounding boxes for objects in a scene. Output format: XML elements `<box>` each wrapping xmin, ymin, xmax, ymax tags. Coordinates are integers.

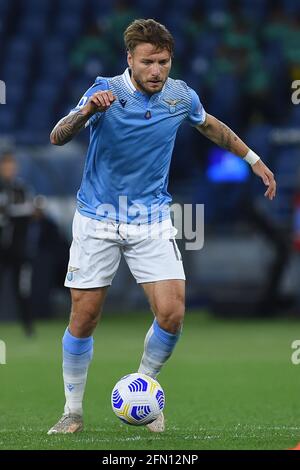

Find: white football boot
<box><xmin>47</xmin><ymin>413</ymin><xmax>83</xmax><ymax>435</ymax></box>
<box><xmin>146</xmin><ymin>412</ymin><xmax>165</xmax><ymax>432</ymax></box>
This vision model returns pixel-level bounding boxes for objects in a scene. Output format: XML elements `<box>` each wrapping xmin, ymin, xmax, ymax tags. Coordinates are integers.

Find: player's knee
<box><xmin>156</xmin><ymin>298</ymin><xmax>185</xmax><ymax>334</ymax></box>
<box><xmin>69</xmin><ymin>308</ymin><xmax>99</xmax><ymax>336</ymax></box>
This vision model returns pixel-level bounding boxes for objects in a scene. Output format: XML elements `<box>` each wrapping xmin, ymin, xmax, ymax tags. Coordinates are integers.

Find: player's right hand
<box><xmin>83</xmin><ymin>90</ymin><xmax>116</xmax><ymax>115</ymax></box>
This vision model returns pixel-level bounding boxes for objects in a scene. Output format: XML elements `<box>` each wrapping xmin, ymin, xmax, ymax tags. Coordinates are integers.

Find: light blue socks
<box><xmin>138</xmin><ymin>319</ymin><xmax>181</xmax><ymax>378</ymax></box>
<box><xmin>62</xmin><ymin>319</ymin><xmax>180</xmax><ymax>416</ymax></box>
<box><xmin>62</xmin><ymin>328</ymin><xmax>93</xmax><ymax>416</ymax></box>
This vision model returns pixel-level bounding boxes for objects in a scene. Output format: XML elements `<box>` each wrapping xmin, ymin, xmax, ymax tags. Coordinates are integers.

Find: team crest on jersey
<box><xmin>163</xmin><ymin>98</ymin><xmax>182</xmax><ymax>114</ymax></box>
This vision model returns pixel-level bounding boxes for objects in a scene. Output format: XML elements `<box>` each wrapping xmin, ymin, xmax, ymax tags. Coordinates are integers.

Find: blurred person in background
<box><xmin>241</xmin><ymin>185</ymin><xmax>291</xmax><ymax>316</ymax></box>
<box><xmin>0</xmin><ymin>150</ymin><xmax>34</xmax><ymax>336</ymax></box>
<box><xmin>47</xmin><ymin>18</ymin><xmax>276</xmax><ymax>436</ymax></box>
<box><xmin>28</xmin><ymin>195</ymin><xmax>69</xmax><ymax>321</ymax></box>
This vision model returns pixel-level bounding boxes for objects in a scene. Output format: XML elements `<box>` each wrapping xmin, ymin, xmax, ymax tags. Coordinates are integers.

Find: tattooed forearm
<box><xmin>50</xmin><ymin>111</ymin><xmax>90</xmax><ymax>146</ymax></box>
<box><xmin>219</xmin><ymin>122</ymin><xmax>238</xmax><ymax>151</ymax></box>
<box><xmin>197</xmin><ymin>114</ymin><xmax>248</xmax><ymax>157</ymax></box>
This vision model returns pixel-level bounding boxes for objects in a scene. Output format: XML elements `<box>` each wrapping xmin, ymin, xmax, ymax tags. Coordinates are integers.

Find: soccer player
<box><xmin>47</xmin><ymin>19</ymin><xmax>276</xmax><ymax>434</ymax></box>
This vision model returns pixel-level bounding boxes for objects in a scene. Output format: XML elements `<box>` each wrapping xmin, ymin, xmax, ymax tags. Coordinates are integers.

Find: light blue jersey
<box><xmin>71</xmin><ymin>68</ymin><xmax>206</xmax><ymax>224</ymax></box>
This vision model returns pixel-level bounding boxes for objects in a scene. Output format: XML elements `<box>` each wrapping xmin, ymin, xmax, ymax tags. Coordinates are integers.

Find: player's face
<box><xmin>127</xmin><ymin>43</ymin><xmax>172</xmax><ymax>95</ymax></box>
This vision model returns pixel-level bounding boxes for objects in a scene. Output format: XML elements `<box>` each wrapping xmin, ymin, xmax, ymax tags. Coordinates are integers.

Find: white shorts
<box><xmin>64</xmin><ymin>211</ymin><xmax>185</xmax><ymax>288</ymax></box>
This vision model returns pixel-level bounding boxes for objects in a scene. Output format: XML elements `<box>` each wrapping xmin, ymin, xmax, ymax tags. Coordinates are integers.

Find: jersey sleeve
<box><xmin>69</xmin><ymin>77</ymin><xmax>109</xmax><ymax>127</ymax></box>
<box><xmin>186</xmin><ymin>87</ymin><xmax>206</xmax><ymax>126</ymax></box>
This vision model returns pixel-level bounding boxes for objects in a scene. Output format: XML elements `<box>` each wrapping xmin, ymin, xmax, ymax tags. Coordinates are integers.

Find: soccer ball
<box><xmin>111</xmin><ymin>373</ymin><xmax>165</xmax><ymax>426</ymax></box>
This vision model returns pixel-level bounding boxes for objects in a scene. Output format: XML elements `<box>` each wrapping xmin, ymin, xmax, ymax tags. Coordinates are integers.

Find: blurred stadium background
<box><xmin>1</xmin><ymin>0</ymin><xmax>300</xmax><ymax>451</ymax></box>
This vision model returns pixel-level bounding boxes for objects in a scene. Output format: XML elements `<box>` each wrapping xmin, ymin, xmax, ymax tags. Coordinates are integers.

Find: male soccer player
<box><xmin>48</xmin><ymin>19</ymin><xmax>276</xmax><ymax>434</ymax></box>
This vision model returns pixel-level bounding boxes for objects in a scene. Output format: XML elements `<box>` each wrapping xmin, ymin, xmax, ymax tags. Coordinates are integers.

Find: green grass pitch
<box><xmin>0</xmin><ymin>311</ymin><xmax>300</xmax><ymax>450</ymax></box>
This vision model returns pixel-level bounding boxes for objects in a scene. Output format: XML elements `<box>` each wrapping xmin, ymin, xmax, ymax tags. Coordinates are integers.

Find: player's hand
<box><xmin>83</xmin><ymin>90</ymin><xmax>116</xmax><ymax>115</ymax></box>
<box><xmin>251</xmin><ymin>159</ymin><xmax>276</xmax><ymax>200</ymax></box>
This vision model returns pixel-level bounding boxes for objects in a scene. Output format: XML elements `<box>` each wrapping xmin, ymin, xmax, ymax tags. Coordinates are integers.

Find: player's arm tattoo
<box><xmin>50</xmin><ymin>110</ymin><xmax>90</xmax><ymax>146</ymax></box>
<box><xmin>196</xmin><ymin>114</ymin><xmax>248</xmax><ymax>157</ymax></box>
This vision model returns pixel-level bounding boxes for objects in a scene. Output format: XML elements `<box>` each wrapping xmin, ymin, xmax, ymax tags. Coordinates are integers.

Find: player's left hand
<box><xmin>251</xmin><ymin>160</ymin><xmax>276</xmax><ymax>200</ymax></box>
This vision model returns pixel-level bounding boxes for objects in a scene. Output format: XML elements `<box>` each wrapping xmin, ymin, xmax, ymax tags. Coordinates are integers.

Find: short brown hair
<box><xmin>124</xmin><ymin>19</ymin><xmax>174</xmax><ymax>56</ymax></box>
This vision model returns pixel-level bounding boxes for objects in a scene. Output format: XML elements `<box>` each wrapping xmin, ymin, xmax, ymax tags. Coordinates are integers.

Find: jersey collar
<box><xmin>122</xmin><ymin>68</ymin><xmax>136</xmax><ymax>94</ymax></box>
